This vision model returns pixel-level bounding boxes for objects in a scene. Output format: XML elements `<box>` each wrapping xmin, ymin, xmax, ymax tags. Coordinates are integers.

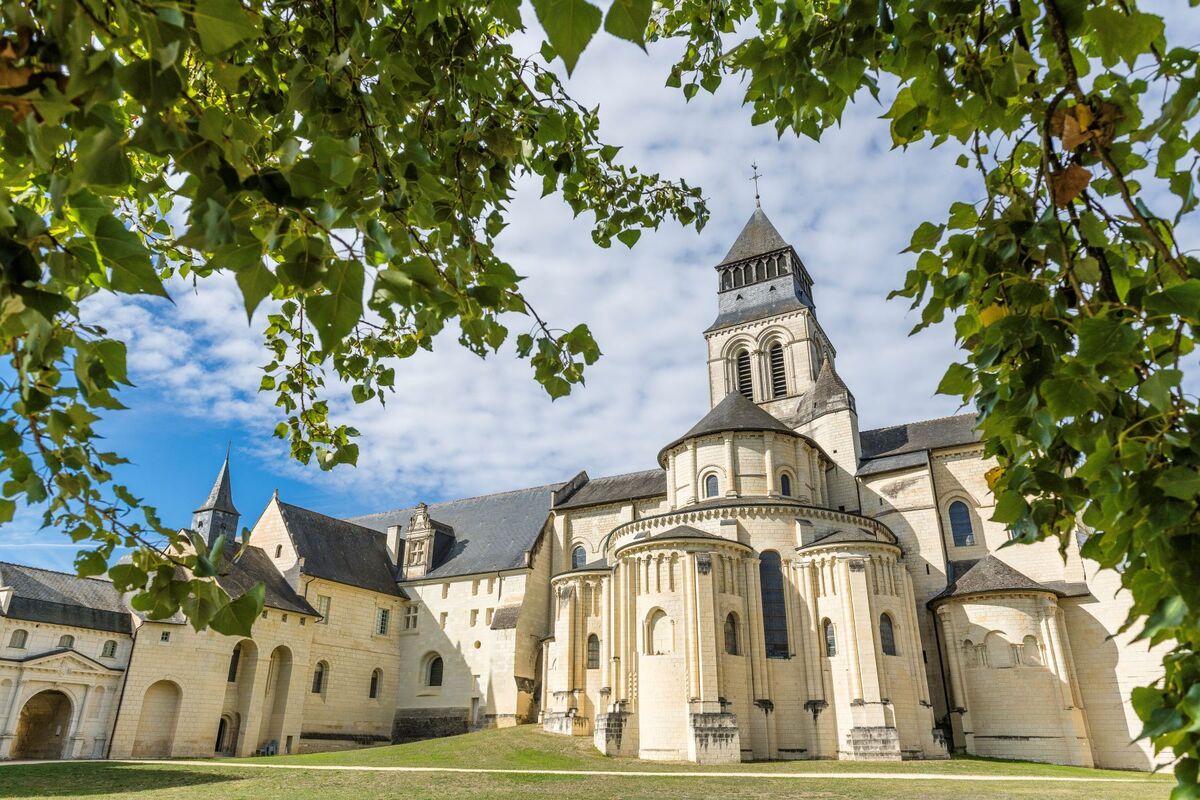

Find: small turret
<box><xmin>192</xmin><ymin>452</ymin><xmax>240</xmax><ymax>549</ymax></box>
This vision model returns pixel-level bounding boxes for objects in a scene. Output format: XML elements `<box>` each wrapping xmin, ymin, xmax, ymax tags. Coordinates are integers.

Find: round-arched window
<box><xmin>823</xmin><ymin>619</ymin><xmax>837</xmax><ymax>657</ymax></box>
<box><xmin>427</xmin><ymin>655</ymin><xmax>444</xmax><ymax>687</ymax></box>
<box><xmin>571</xmin><ymin>545</ymin><xmax>587</xmax><ymax>570</ymax></box>
<box><xmin>58</xmin><ymin>634</ymin><xmax>75</xmax><ymax>649</ymax></box>
<box><xmin>768</xmin><ymin>342</ymin><xmax>786</xmax><ymax>398</ymax></box>
<box><xmin>704</xmin><ymin>474</ymin><xmax>720</xmax><ymax>498</ymax></box>
<box><xmin>724</xmin><ymin>613</ymin><xmax>740</xmax><ymax>655</ymax></box>
<box><xmin>879</xmin><ymin>613</ymin><xmax>898</xmax><ymax>656</ymax></box>
<box><xmin>948</xmin><ymin>501</ymin><xmax>976</xmax><ymax>547</ymax></box>
<box><xmin>760</xmin><ymin>551</ymin><xmax>788</xmax><ymax>658</ymax></box>
<box><xmin>369</xmin><ymin>668</ymin><xmax>382</xmax><ymax>698</ymax></box>
<box><xmin>779</xmin><ymin>473</ymin><xmax>792</xmax><ymax>497</ymax></box>
<box><xmin>312</xmin><ymin>661</ymin><xmax>327</xmax><ymax>694</ymax></box>
<box><xmin>586</xmin><ymin>634</ymin><xmax>600</xmax><ymax>669</ymax></box>
<box><xmin>735</xmin><ymin>349</ymin><xmax>753</xmax><ymax>399</ymax></box>
<box><xmin>8</xmin><ymin>629</ymin><xmax>27</xmax><ymax>649</ymax></box>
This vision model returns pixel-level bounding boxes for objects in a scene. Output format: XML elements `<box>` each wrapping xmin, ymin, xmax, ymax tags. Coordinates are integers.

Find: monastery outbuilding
<box><xmin>0</xmin><ymin>206</ymin><xmax>1168</xmax><ymax>770</ymax></box>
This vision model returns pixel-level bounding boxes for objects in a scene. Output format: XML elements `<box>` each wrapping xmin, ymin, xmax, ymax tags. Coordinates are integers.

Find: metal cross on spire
<box><xmin>750</xmin><ymin>162</ymin><xmax>763</xmax><ymax>208</ymax></box>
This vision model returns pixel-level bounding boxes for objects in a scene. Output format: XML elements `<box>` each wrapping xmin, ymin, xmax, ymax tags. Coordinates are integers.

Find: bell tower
<box><xmin>192</xmin><ymin>452</ymin><xmax>240</xmax><ymax>549</ymax></box>
<box><xmin>703</xmin><ymin>204</ymin><xmax>862</xmax><ymax>512</ymax></box>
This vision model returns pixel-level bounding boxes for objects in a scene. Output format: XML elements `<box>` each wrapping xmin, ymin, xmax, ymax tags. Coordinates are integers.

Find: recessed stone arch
<box><xmin>132</xmin><ymin>680</ymin><xmax>181</xmax><ymax>757</ymax></box>
<box><xmin>13</xmin><ymin>689</ymin><xmax>74</xmax><ymax>759</ymax></box>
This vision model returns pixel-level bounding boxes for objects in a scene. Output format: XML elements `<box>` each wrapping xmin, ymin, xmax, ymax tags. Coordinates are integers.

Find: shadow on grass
<box><xmin>0</xmin><ymin>762</ymin><xmax>242</xmax><ymax>796</ymax></box>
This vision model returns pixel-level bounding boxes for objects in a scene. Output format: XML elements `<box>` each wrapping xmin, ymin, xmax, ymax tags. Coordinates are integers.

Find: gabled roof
<box><xmin>659</xmin><ymin>391</ymin><xmax>795</xmax><ymax>464</ymax></box>
<box><xmin>719</xmin><ymin>207</ymin><xmax>790</xmax><ymax>265</ymax></box>
<box><xmin>858</xmin><ymin>413</ymin><xmax>981</xmax><ymax>475</ymax></box>
<box><xmin>275</xmin><ymin>501</ymin><xmax>402</xmax><ymax>596</ymax></box>
<box><xmin>554</xmin><ymin>469</ymin><xmax>667</xmax><ymax>510</ymax></box>
<box><xmin>0</xmin><ymin>562</ymin><xmax>131</xmax><ymax>634</ymax></box>
<box><xmin>196</xmin><ymin>454</ymin><xmax>238</xmax><ymax>515</ymax></box>
<box><xmin>351</xmin><ymin>482</ymin><xmax>563</xmax><ymax>581</ymax></box>
<box><xmin>218</xmin><ymin>546</ymin><xmax>318</xmax><ymax>616</ymax></box>
<box><xmin>929</xmin><ymin>555</ymin><xmax>1058</xmax><ymax>605</ymax></box>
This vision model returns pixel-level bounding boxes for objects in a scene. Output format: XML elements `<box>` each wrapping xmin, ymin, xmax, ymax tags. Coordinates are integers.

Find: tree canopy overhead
<box><xmin>2</xmin><ymin>0</ymin><xmax>1198</xmax><ymax>792</ymax></box>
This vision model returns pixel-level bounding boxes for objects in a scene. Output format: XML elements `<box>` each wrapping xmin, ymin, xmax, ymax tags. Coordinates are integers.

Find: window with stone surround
<box><xmin>704</xmin><ymin>473</ymin><xmax>720</xmax><ymax>499</ymax></box>
<box><xmin>376</xmin><ymin>607</ymin><xmax>390</xmax><ymax>635</ymax></box>
<box><xmin>571</xmin><ymin>545</ymin><xmax>587</xmax><ymax>570</ymax></box>
<box><xmin>646</xmin><ymin>609</ymin><xmax>672</xmax><ymax>655</ymax></box>
<box><xmin>227</xmin><ymin>643</ymin><xmax>242</xmax><ymax>682</ymax></box>
<box><xmin>823</xmin><ymin>619</ymin><xmax>837</xmax><ymax>657</ymax></box>
<box><xmin>948</xmin><ymin>501</ymin><xmax>976</xmax><ymax>547</ymax></box>
<box><xmin>724</xmin><ymin>613</ymin><xmax>741</xmax><ymax>655</ymax></box>
<box><xmin>369</xmin><ymin>668</ymin><xmax>382</xmax><ymax>698</ymax></box>
<box><xmin>879</xmin><ymin>613</ymin><xmax>898</xmax><ymax>656</ymax></box>
<box><xmin>58</xmin><ymin>634</ymin><xmax>74</xmax><ymax>649</ymax></box>
<box><xmin>735</xmin><ymin>349</ymin><xmax>753</xmax><ymax>399</ymax></box>
<box><xmin>779</xmin><ymin>472</ymin><xmax>793</xmax><ymax>497</ymax></box>
<box><xmin>426</xmin><ymin>654</ymin><xmax>444</xmax><ymax>687</ymax></box>
<box><xmin>408</xmin><ymin>538</ymin><xmax>427</xmax><ymax>566</ymax></box>
<box><xmin>316</xmin><ymin>594</ymin><xmax>331</xmax><ymax>624</ymax></box>
<box><xmin>587</xmin><ymin>634</ymin><xmax>600</xmax><ymax>669</ymax></box>
<box><xmin>7</xmin><ymin>629</ymin><xmax>26</xmax><ymax>649</ymax></box>
<box><xmin>403</xmin><ymin>606</ymin><xmax>418</xmax><ymax>630</ymax></box>
<box><xmin>312</xmin><ymin>662</ymin><xmax>327</xmax><ymax>695</ymax></box>
<box><xmin>102</xmin><ymin>640</ymin><xmax>118</xmax><ymax>659</ymax></box>
<box><xmin>769</xmin><ymin>342</ymin><xmax>787</xmax><ymax>398</ymax></box>
<box><xmin>760</xmin><ymin>551</ymin><xmax>789</xmax><ymax>658</ymax></box>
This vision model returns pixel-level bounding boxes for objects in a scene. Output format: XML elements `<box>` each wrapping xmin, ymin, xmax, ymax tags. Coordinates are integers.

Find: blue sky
<box><xmin>3</xmin><ymin>1</ymin><xmax>1197</xmax><ymax>572</ymax></box>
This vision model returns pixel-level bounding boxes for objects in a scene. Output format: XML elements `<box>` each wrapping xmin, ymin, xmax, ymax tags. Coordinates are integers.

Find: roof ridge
<box><xmin>862</xmin><ymin>411</ymin><xmax>977</xmax><ymax>433</ymax></box>
<box><xmin>0</xmin><ymin>560</ymin><xmax>116</xmax><ymax>585</ymax></box>
<box><xmin>277</xmin><ymin>500</ymin><xmax>387</xmax><ymax>536</ymax></box>
<box><xmin>351</xmin><ymin>479</ymin><xmax>566</xmax><ymax>521</ymax></box>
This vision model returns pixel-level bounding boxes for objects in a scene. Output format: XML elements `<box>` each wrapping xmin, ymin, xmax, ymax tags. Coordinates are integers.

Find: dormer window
<box><xmin>407</xmin><ymin>538</ymin><xmax>427</xmax><ymax>566</ymax></box>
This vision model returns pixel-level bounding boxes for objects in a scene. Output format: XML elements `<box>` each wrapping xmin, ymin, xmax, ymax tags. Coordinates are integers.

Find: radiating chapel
<box><xmin>0</xmin><ymin>206</ymin><xmax>1168</xmax><ymax>770</ymax></box>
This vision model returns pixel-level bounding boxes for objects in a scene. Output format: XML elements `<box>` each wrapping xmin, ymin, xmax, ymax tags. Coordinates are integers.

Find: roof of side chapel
<box><xmin>929</xmin><ymin>554</ymin><xmax>1059</xmax><ymax>605</ymax></box>
<box><xmin>553</xmin><ymin>469</ymin><xmax>667</xmax><ymax>510</ymax></box>
<box><xmin>658</xmin><ymin>391</ymin><xmax>795</xmax><ymax>463</ymax></box>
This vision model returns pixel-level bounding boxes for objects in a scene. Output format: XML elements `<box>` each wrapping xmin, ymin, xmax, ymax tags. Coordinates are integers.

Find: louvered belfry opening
<box><xmin>736</xmin><ymin>350</ymin><xmax>753</xmax><ymax>399</ymax></box>
<box><xmin>769</xmin><ymin>343</ymin><xmax>786</xmax><ymax>398</ymax></box>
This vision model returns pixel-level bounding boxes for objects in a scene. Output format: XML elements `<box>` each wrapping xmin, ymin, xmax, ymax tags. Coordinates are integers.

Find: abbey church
<box><xmin>0</xmin><ymin>207</ymin><xmax>1168</xmax><ymax>770</ymax></box>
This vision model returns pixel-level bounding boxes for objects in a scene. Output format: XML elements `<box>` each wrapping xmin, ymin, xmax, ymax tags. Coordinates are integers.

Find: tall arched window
<box><xmin>369</xmin><ymin>668</ymin><xmax>382</xmax><ymax>698</ymax></box>
<box><xmin>769</xmin><ymin>342</ymin><xmax>787</xmax><ymax>398</ymax></box>
<box><xmin>427</xmin><ymin>655</ymin><xmax>444</xmax><ymax>687</ymax></box>
<box><xmin>724</xmin><ymin>613</ymin><xmax>740</xmax><ymax>655</ymax></box>
<box><xmin>879</xmin><ymin>613</ymin><xmax>898</xmax><ymax>656</ymax></box>
<box><xmin>58</xmin><ymin>634</ymin><xmax>74</xmax><ymax>649</ymax></box>
<box><xmin>312</xmin><ymin>662</ymin><xmax>327</xmax><ymax>694</ymax></box>
<box><xmin>647</xmin><ymin>609</ymin><xmax>672</xmax><ymax>655</ymax></box>
<box><xmin>586</xmin><ymin>634</ymin><xmax>600</xmax><ymax>669</ymax></box>
<box><xmin>759</xmin><ymin>551</ymin><xmax>789</xmax><ymax>658</ymax></box>
<box><xmin>735</xmin><ymin>349</ymin><xmax>753</xmax><ymax>399</ymax></box>
<box><xmin>8</xmin><ymin>629</ymin><xmax>26</xmax><ymax>649</ymax></box>
<box><xmin>227</xmin><ymin>643</ymin><xmax>241</xmax><ymax>682</ymax></box>
<box><xmin>704</xmin><ymin>474</ymin><xmax>720</xmax><ymax>498</ymax></box>
<box><xmin>823</xmin><ymin>619</ymin><xmax>837</xmax><ymax>657</ymax></box>
<box><xmin>779</xmin><ymin>473</ymin><xmax>792</xmax><ymax>497</ymax></box>
<box><xmin>571</xmin><ymin>545</ymin><xmax>587</xmax><ymax>570</ymax></box>
<box><xmin>948</xmin><ymin>501</ymin><xmax>976</xmax><ymax>547</ymax></box>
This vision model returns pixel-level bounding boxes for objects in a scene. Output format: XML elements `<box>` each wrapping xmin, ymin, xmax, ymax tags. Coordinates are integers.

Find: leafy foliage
<box><xmin>0</xmin><ymin>0</ymin><xmax>703</xmax><ymax>635</ymax></box>
<box><xmin>649</xmin><ymin>0</ymin><xmax>1199</xmax><ymax>791</ymax></box>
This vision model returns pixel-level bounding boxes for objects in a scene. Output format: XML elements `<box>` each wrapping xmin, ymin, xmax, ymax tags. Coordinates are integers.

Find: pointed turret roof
<box><xmin>719</xmin><ymin>207</ymin><xmax>790</xmax><ymax>265</ymax></box>
<box><xmin>195</xmin><ymin>454</ymin><xmax>238</xmax><ymax>515</ymax></box>
<box><xmin>658</xmin><ymin>391</ymin><xmax>795</xmax><ymax>464</ymax></box>
<box><xmin>929</xmin><ymin>555</ymin><xmax>1059</xmax><ymax>606</ymax></box>
<box><xmin>795</xmin><ymin>358</ymin><xmax>856</xmax><ymax>424</ymax></box>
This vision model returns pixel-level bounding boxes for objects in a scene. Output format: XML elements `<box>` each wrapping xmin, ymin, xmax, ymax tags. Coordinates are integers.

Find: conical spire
<box><xmin>195</xmin><ymin>451</ymin><xmax>238</xmax><ymax>515</ymax></box>
<box><xmin>719</xmin><ymin>207</ymin><xmax>790</xmax><ymax>265</ymax></box>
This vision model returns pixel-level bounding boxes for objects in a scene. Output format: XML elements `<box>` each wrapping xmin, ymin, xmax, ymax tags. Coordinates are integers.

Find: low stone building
<box><xmin>0</xmin><ymin>204</ymin><xmax>1170</xmax><ymax>770</ymax></box>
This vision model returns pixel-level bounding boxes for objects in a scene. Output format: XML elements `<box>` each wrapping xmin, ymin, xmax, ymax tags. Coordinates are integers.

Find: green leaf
<box><xmin>936</xmin><ymin>362</ymin><xmax>974</xmax><ymax>397</ymax></box>
<box><xmin>1145</xmin><ymin>281</ymin><xmax>1200</xmax><ymax>319</ymax></box>
<box><xmin>94</xmin><ymin>216</ymin><xmax>169</xmax><ymax>297</ymax></box>
<box><xmin>604</xmin><ymin>0</ymin><xmax>653</xmax><ymax>47</ymax></box>
<box><xmin>531</xmin><ymin>0</ymin><xmax>602</xmax><ymax>74</ymax></box>
<box><xmin>307</xmin><ymin>261</ymin><xmax>365</xmax><ymax>352</ymax></box>
<box><xmin>209</xmin><ymin>582</ymin><xmax>265</xmax><ymax>637</ymax></box>
<box><xmin>1140</xmin><ymin>369</ymin><xmax>1181</xmax><ymax>412</ymax></box>
<box><xmin>1157</xmin><ymin>467</ymin><xmax>1200</xmax><ymax>501</ymax></box>
<box><xmin>1042</xmin><ymin>377</ymin><xmax>1094</xmax><ymax>418</ymax></box>
<box><xmin>1076</xmin><ymin>316</ymin><xmax>1137</xmax><ymax>366</ymax></box>
<box><xmin>235</xmin><ymin>261</ymin><xmax>276</xmax><ymax>322</ymax></box>
<box><xmin>1085</xmin><ymin>7</ymin><xmax>1164</xmax><ymax>68</ymax></box>
<box><xmin>193</xmin><ymin>0</ymin><xmax>262</xmax><ymax>54</ymax></box>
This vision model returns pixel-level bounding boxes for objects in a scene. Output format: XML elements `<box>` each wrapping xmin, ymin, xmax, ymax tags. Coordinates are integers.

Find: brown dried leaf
<box><xmin>1061</xmin><ymin>114</ymin><xmax>1092</xmax><ymax>150</ymax></box>
<box><xmin>1091</xmin><ymin>101</ymin><xmax>1122</xmax><ymax>147</ymax></box>
<box><xmin>1050</xmin><ymin>105</ymin><xmax>1069</xmax><ymax>139</ymax></box>
<box><xmin>0</xmin><ymin>96</ymin><xmax>32</xmax><ymax>123</ymax></box>
<box><xmin>0</xmin><ymin>62</ymin><xmax>34</xmax><ymax>89</ymax></box>
<box><xmin>1050</xmin><ymin>163</ymin><xmax>1092</xmax><ymax>207</ymax></box>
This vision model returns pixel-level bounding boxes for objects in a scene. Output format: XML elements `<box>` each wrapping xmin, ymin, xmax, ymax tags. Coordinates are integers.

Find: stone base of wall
<box><xmin>543</xmin><ymin>710</ymin><xmax>589</xmax><ymax>736</ymax></box>
<box><xmin>479</xmin><ymin>713</ymin><xmax>519</xmax><ymax>731</ymax></box>
<box><xmin>844</xmin><ymin>726</ymin><xmax>902</xmax><ymax>761</ymax></box>
<box><xmin>688</xmin><ymin>706</ymin><xmax>741</xmax><ymax>765</ymax></box>
<box><xmin>298</xmin><ymin>732</ymin><xmax>391</xmax><ymax>754</ymax></box>
<box><xmin>392</xmin><ymin>708</ymin><xmax>469</xmax><ymax>743</ymax></box>
<box><xmin>593</xmin><ymin>708</ymin><xmax>636</xmax><ymax>757</ymax></box>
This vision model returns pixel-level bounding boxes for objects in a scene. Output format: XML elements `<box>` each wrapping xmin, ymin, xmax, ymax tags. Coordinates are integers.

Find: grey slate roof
<box><xmin>707</xmin><ymin>276</ymin><xmax>814</xmax><ymax>332</ymax></box>
<box><xmin>858</xmin><ymin>413</ymin><xmax>981</xmax><ymax>475</ymax></box>
<box><xmin>659</xmin><ymin>391</ymin><xmax>796</xmax><ymax>464</ymax></box>
<box><xmin>798</xmin><ymin>527</ymin><xmax>898</xmax><ymax>551</ymax></box>
<box><xmin>929</xmin><ymin>555</ymin><xmax>1059</xmax><ymax>605</ymax></box>
<box><xmin>276</xmin><ymin>501</ymin><xmax>402</xmax><ymax>596</ymax></box>
<box><xmin>0</xmin><ymin>562</ymin><xmax>131</xmax><ymax>635</ymax></box>
<box><xmin>351</xmin><ymin>482</ymin><xmax>563</xmax><ymax>581</ymax></box>
<box><xmin>0</xmin><ymin>647</ymin><xmax>123</xmax><ymax>670</ymax></box>
<box><xmin>196</xmin><ymin>454</ymin><xmax>238</xmax><ymax>515</ymax></box>
<box><xmin>618</xmin><ymin>525</ymin><xmax>726</xmax><ymax>553</ymax></box>
<box><xmin>218</xmin><ymin>546</ymin><xmax>318</xmax><ymax>616</ymax></box>
<box><xmin>490</xmin><ymin>605</ymin><xmax>521</xmax><ymax>630</ymax></box>
<box><xmin>719</xmin><ymin>207</ymin><xmax>790</xmax><ymax>265</ymax></box>
<box><xmin>795</xmin><ymin>359</ymin><xmax>855</xmax><ymax>423</ymax></box>
<box><xmin>554</xmin><ymin>469</ymin><xmax>667</xmax><ymax>510</ymax></box>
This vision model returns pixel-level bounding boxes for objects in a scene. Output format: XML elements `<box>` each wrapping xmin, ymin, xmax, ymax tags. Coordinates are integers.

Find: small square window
<box><xmin>281</xmin><ymin>614</ymin><xmax>288</xmax><ymax>623</ymax></box>
<box><xmin>160</xmin><ymin>631</ymin><xmax>171</xmax><ymax>643</ymax></box>
<box><xmin>403</xmin><ymin>606</ymin><xmax>418</xmax><ymax>630</ymax></box>
<box><xmin>470</xmin><ymin>609</ymin><xmax>478</xmax><ymax>627</ymax></box>
<box><xmin>439</xmin><ymin>612</ymin><xmax>448</xmax><ymax>629</ymax></box>
<box><xmin>300</xmin><ymin>618</ymin><xmax>306</xmax><ymax>626</ymax></box>
<box><xmin>485</xmin><ymin>608</ymin><xmax>494</xmax><ymax>626</ymax></box>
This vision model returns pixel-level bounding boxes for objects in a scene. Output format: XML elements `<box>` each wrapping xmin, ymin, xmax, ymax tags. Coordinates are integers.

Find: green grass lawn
<box><xmin>0</xmin><ymin>725</ymin><xmax>1173</xmax><ymax>800</ymax></box>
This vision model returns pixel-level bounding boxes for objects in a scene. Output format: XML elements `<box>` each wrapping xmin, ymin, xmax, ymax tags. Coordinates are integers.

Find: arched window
<box><xmin>724</xmin><ymin>613</ymin><xmax>740</xmax><ymax>655</ymax></box>
<box><xmin>102</xmin><ymin>640</ymin><xmax>118</xmax><ymax>659</ymax></box>
<box><xmin>985</xmin><ymin>631</ymin><xmax>1015</xmax><ymax>668</ymax></box>
<box><xmin>369</xmin><ymin>668</ymin><xmax>382</xmax><ymax>698</ymax></box>
<box><xmin>586</xmin><ymin>634</ymin><xmax>600</xmax><ymax>669</ymax></box>
<box><xmin>735</xmin><ymin>349</ymin><xmax>753</xmax><ymax>399</ymax></box>
<box><xmin>571</xmin><ymin>545</ymin><xmax>587</xmax><ymax>570</ymax></box>
<box><xmin>312</xmin><ymin>662</ymin><xmax>327</xmax><ymax>694</ymax></box>
<box><xmin>769</xmin><ymin>342</ymin><xmax>786</xmax><ymax>398</ymax></box>
<box><xmin>779</xmin><ymin>473</ymin><xmax>792</xmax><ymax>497</ymax></box>
<box><xmin>274</xmin><ymin>544</ymin><xmax>283</xmax><ymax>558</ymax></box>
<box><xmin>704</xmin><ymin>474</ymin><xmax>720</xmax><ymax>499</ymax></box>
<box><xmin>646</xmin><ymin>609</ymin><xmax>672</xmax><ymax>655</ymax></box>
<box><xmin>759</xmin><ymin>551</ymin><xmax>789</xmax><ymax>659</ymax></box>
<box><xmin>58</xmin><ymin>634</ymin><xmax>74</xmax><ymax>649</ymax></box>
<box><xmin>948</xmin><ymin>501</ymin><xmax>976</xmax><ymax>547</ymax></box>
<box><xmin>227</xmin><ymin>643</ymin><xmax>241</xmax><ymax>682</ymax></box>
<box><xmin>1022</xmin><ymin>635</ymin><xmax>1043</xmax><ymax>666</ymax></box>
<box><xmin>8</xmin><ymin>629</ymin><xmax>27</xmax><ymax>649</ymax></box>
<box><xmin>879</xmin><ymin>613</ymin><xmax>898</xmax><ymax>656</ymax></box>
<box><xmin>823</xmin><ymin>619</ymin><xmax>837</xmax><ymax>657</ymax></box>
<box><xmin>427</xmin><ymin>655</ymin><xmax>443</xmax><ymax>687</ymax></box>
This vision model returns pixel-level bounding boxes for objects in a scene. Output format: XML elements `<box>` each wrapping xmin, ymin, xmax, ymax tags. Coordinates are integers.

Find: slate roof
<box><xmin>858</xmin><ymin>413</ymin><xmax>982</xmax><ymax>475</ymax></box>
<box><xmin>218</xmin><ymin>546</ymin><xmax>318</xmax><ymax>616</ymax></box>
<box><xmin>351</xmin><ymin>482</ymin><xmax>563</xmax><ymax>581</ymax></box>
<box><xmin>196</xmin><ymin>454</ymin><xmax>238</xmax><ymax>515</ymax></box>
<box><xmin>719</xmin><ymin>207</ymin><xmax>790</xmax><ymax>265</ymax></box>
<box><xmin>798</xmin><ymin>527</ymin><xmax>898</xmax><ymax>551</ymax></box>
<box><xmin>276</xmin><ymin>501</ymin><xmax>403</xmax><ymax>596</ymax></box>
<box><xmin>554</xmin><ymin>469</ymin><xmax>667</xmax><ymax>510</ymax></box>
<box><xmin>929</xmin><ymin>555</ymin><xmax>1059</xmax><ymax>605</ymax></box>
<box><xmin>0</xmin><ymin>562</ymin><xmax>131</xmax><ymax>634</ymax></box>
<box><xmin>795</xmin><ymin>359</ymin><xmax>855</xmax><ymax>423</ymax></box>
<box><xmin>617</xmin><ymin>525</ymin><xmax>728</xmax><ymax>553</ymax></box>
<box><xmin>659</xmin><ymin>391</ymin><xmax>795</xmax><ymax>464</ymax></box>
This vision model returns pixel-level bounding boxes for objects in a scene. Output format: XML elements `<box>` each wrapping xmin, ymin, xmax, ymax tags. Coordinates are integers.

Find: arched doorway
<box><xmin>215</xmin><ymin>716</ymin><xmax>229</xmax><ymax>753</ymax></box>
<box><xmin>132</xmin><ymin>680</ymin><xmax>181</xmax><ymax>757</ymax></box>
<box><xmin>13</xmin><ymin>690</ymin><xmax>73</xmax><ymax>759</ymax></box>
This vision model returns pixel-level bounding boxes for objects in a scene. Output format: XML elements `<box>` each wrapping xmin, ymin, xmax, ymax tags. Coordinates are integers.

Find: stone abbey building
<box><xmin>0</xmin><ymin>207</ymin><xmax>1167</xmax><ymax>769</ymax></box>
